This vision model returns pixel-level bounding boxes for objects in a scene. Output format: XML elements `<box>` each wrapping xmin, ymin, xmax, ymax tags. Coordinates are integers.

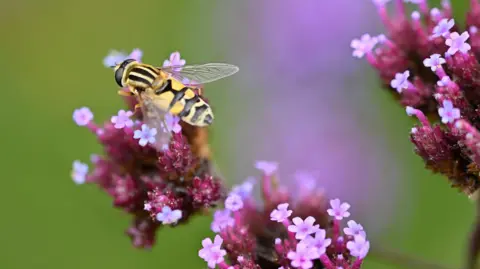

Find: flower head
<box><xmin>432</xmin><ymin>18</ymin><xmax>455</xmax><ymax>38</ymax></box>
<box><xmin>270</xmin><ymin>203</ymin><xmax>292</xmax><ymax>222</ymax></box>
<box><xmin>72</xmin><ymin>50</ymin><xmax>224</xmax><ymax>249</ymax></box>
<box><xmin>255</xmin><ymin>160</ymin><xmax>278</xmax><ymax>176</ymax></box>
<box><xmin>133</xmin><ymin>124</ymin><xmax>157</xmax><ymax>146</ymax></box>
<box><xmin>446</xmin><ymin>31</ymin><xmax>471</xmax><ymax>55</ymax></box>
<box><xmin>225</xmin><ymin>193</ymin><xmax>244</xmax><ymax>212</ymax></box>
<box><xmin>287</xmin><ymin>242</ymin><xmax>318</xmax><ymax>269</ymax></box>
<box><xmin>231</xmin><ymin>177</ymin><xmax>256</xmax><ymax>198</ymax></box>
<box><xmin>327</xmin><ymin>199</ymin><xmax>351</xmax><ymax>220</ymax></box>
<box><xmin>350</xmin><ymin>34</ymin><xmax>378</xmax><ymax>58</ymax></box>
<box><xmin>211</xmin><ymin>209</ymin><xmax>234</xmax><ymax>232</ymax></box>
<box><xmin>423</xmin><ymin>54</ymin><xmax>446</xmax><ymax>72</ymax></box>
<box><xmin>71</xmin><ymin>160</ymin><xmax>88</xmax><ymax>184</ymax></box>
<box><xmin>390</xmin><ymin>71</ymin><xmax>410</xmax><ymax>93</ymax></box>
<box><xmin>343</xmin><ymin>220</ymin><xmax>366</xmax><ymax>238</ymax></box>
<box><xmin>163</xmin><ymin>113</ymin><xmax>182</xmax><ymax>133</ymax></box>
<box><xmin>438</xmin><ymin>100</ymin><xmax>461</xmax><ymax>124</ymax></box>
<box><xmin>302</xmin><ymin>229</ymin><xmax>332</xmax><ymax>257</ymax></box>
<box><xmin>199</xmin><ymin>235</ymin><xmax>227</xmax><ymax>268</ymax></box>
<box><xmin>288</xmin><ymin>216</ymin><xmax>320</xmax><ymax>240</ymax></box>
<box><xmin>163</xmin><ymin>51</ymin><xmax>186</xmax><ymax>72</ymax></box>
<box><xmin>73</xmin><ymin>107</ymin><xmax>93</xmax><ymax>126</ymax></box>
<box><xmin>111</xmin><ymin>110</ymin><xmax>134</xmax><ymax>129</ymax></box>
<box><xmin>198</xmin><ymin>163</ymin><xmax>370</xmax><ymax>268</ymax></box>
<box><xmin>353</xmin><ymin>0</ymin><xmax>480</xmax><ymax>198</ymax></box>
<box><xmin>346</xmin><ymin>235</ymin><xmax>370</xmax><ymax>259</ymax></box>
<box><xmin>155</xmin><ymin>206</ymin><xmax>182</xmax><ymax>225</ymax></box>
<box><xmin>103</xmin><ymin>48</ymin><xmax>143</xmax><ymax>67</ymax></box>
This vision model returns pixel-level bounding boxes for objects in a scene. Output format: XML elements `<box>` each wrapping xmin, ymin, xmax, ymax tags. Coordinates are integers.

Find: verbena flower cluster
<box><xmin>71</xmin><ymin>50</ymin><xmax>370</xmax><ymax>268</ymax></box>
<box><xmin>351</xmin><ymin>0</ymin><xmax>480</xmax><ymax>198</ymax></box>
<box><xmin>198</xmin><ymin>162</ymin><xmax>370</xmax><ymax>269</ymax></box>
<box><xmin>71</xmin><ymin>50</ymin><xmax>224</xmax><ymax>248</ymax></box>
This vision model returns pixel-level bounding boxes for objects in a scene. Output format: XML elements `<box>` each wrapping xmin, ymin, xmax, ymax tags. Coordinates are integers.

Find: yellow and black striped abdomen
<box><xmin>126</xmin><ymin>64</ymin><xmax>159</xmax><ymax>89</ymax></box>
<box><xmin>156</xmin><ymin>78</ymin><xmax>214</xmax><ymax>127</ymax></box>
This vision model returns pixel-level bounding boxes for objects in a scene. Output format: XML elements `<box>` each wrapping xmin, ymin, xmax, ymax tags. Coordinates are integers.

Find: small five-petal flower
<box><xmin>438</xmin><ymin>100</ymin><xmax>461</xmax><ymax>124</ymax></box>
<box><xmin>327</xmin><ymin>199</ymin><xmax>351</xmax><ymax>220</ymax></box>
<box><xmin>155</xmin><ymin>206</ymin><xmax>182</xmax><ymax>225</ymax></box>
<box><xmin>111</xmin><ymin>110</ymin><xmax>134</xmax><ymax>129</ymax></box>
<box><xmin>133</xmin><ymin>124</ymin><xmax>157</xmax><ymax>146</ymax></box>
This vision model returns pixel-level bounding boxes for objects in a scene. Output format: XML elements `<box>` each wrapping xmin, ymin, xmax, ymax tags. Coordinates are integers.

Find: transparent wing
<box><xmin>159</xmin><ymin>63</ymin><xmax>239</xmax><ymax>86</ymax></box>
<box><xmin>137</xmin><ymin>91</ymin><xmax>172</xmax><ymax>151</ymax></box>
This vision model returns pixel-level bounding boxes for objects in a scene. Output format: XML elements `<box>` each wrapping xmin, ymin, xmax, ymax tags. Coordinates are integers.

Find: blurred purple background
<box><xmin>213</xmin><ymin>0</ymin><xmax>406</xmax><ymax>237</ymax></box>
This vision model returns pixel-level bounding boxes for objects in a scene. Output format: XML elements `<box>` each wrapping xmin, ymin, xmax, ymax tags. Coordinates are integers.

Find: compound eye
<box><xmin>114</xmin><ymin>67</ymin><xmax>124</xmax><ymax>87</ymax></box>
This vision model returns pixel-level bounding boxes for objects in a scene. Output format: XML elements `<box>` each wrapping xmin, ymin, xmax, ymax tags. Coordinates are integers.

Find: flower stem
<box><xmin>369</xmin><ymin>247</ymin><xmax>455</xmax><ymax>269</ymax></box>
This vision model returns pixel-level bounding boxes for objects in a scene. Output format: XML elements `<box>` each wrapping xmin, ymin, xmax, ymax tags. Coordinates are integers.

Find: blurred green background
<box><xmin>0</xmin><ymin>0</ymin><xmax>476</xmax><ymax>268</ymax></box>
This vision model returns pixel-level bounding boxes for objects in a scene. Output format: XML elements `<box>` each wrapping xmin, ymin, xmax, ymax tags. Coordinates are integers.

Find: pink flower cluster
<box><xmin>198</xmin><ymin>162</ymin><xmax>370</xmax><ymax>269</ymax></box>
<box><xmin>71</xmin><ymin>50</ymin><xmax>224</xmax><ymax>248</ymax></box>
<box><xmin>352</xmin><ymin>0</ymin><xmax>480</xmax><ymax>197</ymax></box>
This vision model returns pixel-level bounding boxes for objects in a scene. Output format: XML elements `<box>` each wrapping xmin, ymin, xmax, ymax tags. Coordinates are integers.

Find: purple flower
<box><xmin>255</xmin><ymin>160</ymin><xmax>278</xmax><ymax>176</ymax></box>
<box><xmin>436</xmin><ymin>76</ymin><xmax>451</xmax><ymax>87</ymax></box>
<box><xmin>73</xmin><ymin>107</ymin><xmax>93</xmax><ymax>126</ymax></box>
<box><xmin>270</xmin><ymin>203</ymin><xmax>292</xmax><ymax>222</ymax></box>
<box><xmin>423</xmin><ymin>54</ymin><xmax>446</xmax><ymax>72</ymax></box>
<box><xmin>199</xmin><ymin>235</ymin><xmax>227</xmax><ymax>268</ymax></box>
<box><xmin>431</xmin><ymin>18</ymin><xmax>455</xmax><ymax>38</ymax></box>
<box><xmin>390</xmin><ymin>71</ymin><xmax>410</xmax><ymax>93</ymax></box>
<box><xmin>224</xmin><ymin>193</ymin><xmax>243</xmax><ymax>211</ymax></box>
<box><xmin>446</xmin><ymin>31</ymin><xmax>471</xmax><ymax>55</ymax></box>
<box><xmin>438</xmin><ymin>100</ymin><xmax>461</xmax><ymax>124</ymax></box>
<box><xmin>350</xmin><ymin>34</ymin><xmax>378</xmax><ymax>59</ymax></box>
<box><xmin>211</xmin><ymin>209</ymin><xmax>234</xmax><ymax>232</ymax></box>
<box><xmin>327</xmin><ymin>199</ymin><xmax>351</xmax><ymax>220</ymax></box>
<box><xmin>144</xmin><ymin>203</ymin><xmax>152</xmax><ymax>211</ymax></box>
<box><xmin>155</xmin><ymin>206</ymin><xmax>182</xmax><ymax>225</ymax></box>
<box><xmin>288</xmin><ymin>216</ymin><xmax>320</xmax><ymax>240</ymax></box>
<box><xmin>343</xmin><ymin>220</ymin><xmax>367</xmax><ymax>238</ymax></box>
<box><xmin>346</xmin><ymin>235</ymin><xmax>370</xmax><ymax>259</ymax></box>
<box><xmin>302</xmin><ymin>229</ymin><xmax>332</xmax><ymax>257</ymax></box>
<box><xmin>164</xmin><ymin>113</ymin><xmax>182</xmax><ymax>133</ymax></box>
<box><xmin>287</xmin><ymin>242</ymin><xmax>318</xmax><ymax>269</ymax></box>
<box><xmin>71</xmin><ymin>160</ymin><xmax>88</xmax><ymax>184</ymax></box>
<box><xmin>103</xmin><ymin>48</ymin><xmax>143</xmax><ymax>67</ymax></box>
<box><xmin>111</xmin><ymin>110</ymin><xmax>134</xmax><ymax>129</ymax></box>
<box><xmin>230</xmin><ymin>177</ymin><xmax>255</xmax><ymax>198</ymax></box>
<box><xmin>133</xmin><ymin>124</ymin><xmax>157</xmax><ymax>146</ymax></box>
<box><xmin>163</xmin><ymin>51</ymin><xmax>186</xmax><ymax>72</ymax></box>
<box><xmin>372</xmin><ymin>0</ymin><xmax>391</xmax><ymax>6</ymax></box>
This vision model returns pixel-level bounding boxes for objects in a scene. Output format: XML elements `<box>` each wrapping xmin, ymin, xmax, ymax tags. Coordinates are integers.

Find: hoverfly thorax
<box><xmin>114</xmin><ymin>59</ymin><xmax>136</xmax><ymax>87</ymax></box>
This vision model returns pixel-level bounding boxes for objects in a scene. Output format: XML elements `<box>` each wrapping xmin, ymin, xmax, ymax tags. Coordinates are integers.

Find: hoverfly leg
<box><xmin>117</xmin><ymin>90</ymin><xmax>134</xmax><ymax>97</ymax></box>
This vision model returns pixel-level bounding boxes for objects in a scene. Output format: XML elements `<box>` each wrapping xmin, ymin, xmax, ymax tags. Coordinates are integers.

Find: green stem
<box><xmin>369</xmin><ymin>247</ymin><xmax>455</xmax><ymax>269</ymax></box>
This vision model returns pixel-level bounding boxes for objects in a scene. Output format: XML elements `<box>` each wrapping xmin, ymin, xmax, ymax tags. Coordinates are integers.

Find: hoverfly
<box><xmin>112</xmin><ymin>59</ymin><xmax>239</xmax><ymax>151</ymax></box>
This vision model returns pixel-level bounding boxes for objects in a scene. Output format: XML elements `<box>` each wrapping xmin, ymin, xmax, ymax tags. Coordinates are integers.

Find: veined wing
<box><xmin>137</xmin><ymin>90</ymin><xmax>172</xmax><ymax>151</ymax></box>
<box><xmin>159</xmin><ymin>63</ymin><xmax>239</xmax><ymax>86</ymax></box>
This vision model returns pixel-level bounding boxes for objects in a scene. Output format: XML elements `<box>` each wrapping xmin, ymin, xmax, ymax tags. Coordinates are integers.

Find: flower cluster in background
<box><xmin>351</xmin><ymin>0</ymin><xmax>480</xmax><ymax>198</ymax></box>
<box><xmin>71</xmin><ymin>50</ymin><xmax>224</xmax><ymax>248</ymax></box>
<box><xmin>198</xmin><ymin>162</ymin><xmax>370</xmax><ymax>269</ymax></box>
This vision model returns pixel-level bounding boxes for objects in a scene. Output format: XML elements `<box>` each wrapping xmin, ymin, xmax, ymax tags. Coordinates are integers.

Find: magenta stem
<box><xmin>395</xmin><ymin>0</ymin><xmax>405</xmax><ymax>17</ymax></box>
<box><xmin>218</xmin><ymin>262</ymin><xmax>231</xmax><ymax>269</ymax></box>
<box><xmin>351</xmin><ymin>258</ymin><xmax>363</xmax><ymax>269</ymax></box>
<box><xmin>412</xmin><ymin>109</ymin><xmax>431</xmax><ymax>127</ymax></box>
<box><xmin>86</xmin><ymin>122</ymin><xmax>99</xmax><ymax>133</ymax></box>
<box><xmin>320</xmin><ymin>254</ymin><xmax>336</xmax><ymax>269</ymax></box>
<box><xmin>419</xmin><ymin>0</ymin><xmax>429</xmax><ymax>16</ymax></box>
<box><xmin>435</xmin><ymin>67</ymin><xmax>447</xmax><ymax>79</ymax></box>
<box><xmin>283</xmin><ymin>219</ymin><xmax>296</xmax><ymax>242</ymax></box>
<box><xmin>332</xmin><ymin>219</ymin><xmax>340</xmax><ymax>243</ymax></box>
<box><xmin>262</xmin><ymin>175</ymin><xmax>271</xmax><ymax>202</ymax></box>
